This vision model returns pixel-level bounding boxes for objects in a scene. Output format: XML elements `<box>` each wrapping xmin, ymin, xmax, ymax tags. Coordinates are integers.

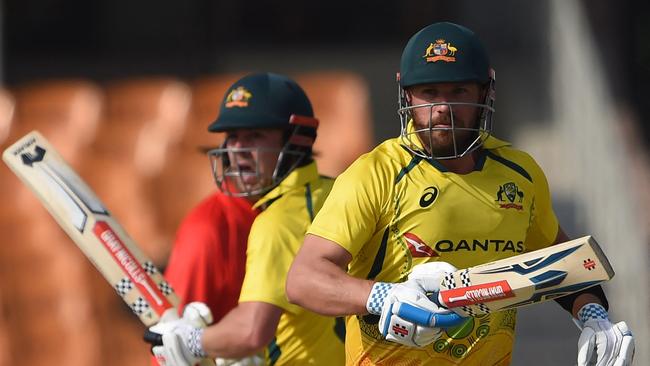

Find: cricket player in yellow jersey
<box><xmin>286</xmin><ymin>22</ymin><xmax>634</xmax><ymax>365</ymax></box>
<box><xmin>145</xmin><ymin>73</ymin><xmax>344</xmax><ymax>365</ymax></box>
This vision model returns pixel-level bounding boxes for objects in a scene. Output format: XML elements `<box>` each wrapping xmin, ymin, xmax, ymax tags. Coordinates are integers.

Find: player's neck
<box><xmin>436</xmin><ymin>150</ymin><xmax>478</xmax><ymax>174</ymax></box>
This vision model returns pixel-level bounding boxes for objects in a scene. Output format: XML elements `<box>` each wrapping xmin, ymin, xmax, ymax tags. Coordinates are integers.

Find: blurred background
<box><xmin>0</xmin><ymin>0</ymin><xmax>648</xmax><ymax>364</ymax></box>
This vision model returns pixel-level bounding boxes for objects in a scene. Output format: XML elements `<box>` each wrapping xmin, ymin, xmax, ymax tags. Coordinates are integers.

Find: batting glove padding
<box><xmin>370</xmin><ymin>282</ymin><xmax>447</xmax><ymax>347</ymax></box>
<box><xmin>576</xmin><ymin>303</ymin><xmax>635</xmax><ymax>366</ymax></box>
<box><xmin>395</xmin><ymin>262</ymin><xmax>467</xmax><ymax>328</ymax></box>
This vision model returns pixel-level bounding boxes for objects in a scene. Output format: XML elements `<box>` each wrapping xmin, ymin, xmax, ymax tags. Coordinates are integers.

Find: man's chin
<box><xmin>429</xmin><ymin>141</ymin><xmax>473</xmax><ymax>158</ymax></box>
<box><xmin>427</xmin><ymin>138</ymin><xmax>455</xmax><ymax>155</ymax></box>
<box><xmin>238</xmin><ymin>179</ymin><xmax>272</xmax><ymax>193</ymax></box>
<box><xmin>430</xmin><ymin>133</ymin><xmax>477</xmax><ymax>156</ymax></box>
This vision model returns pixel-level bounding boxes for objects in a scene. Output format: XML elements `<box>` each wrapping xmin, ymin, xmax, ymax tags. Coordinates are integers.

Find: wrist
<box><xmin>575</xmin><ymin>303</ymin><xmax>608</xmax><ymax>328</ymax></box>
<box><xmin>366</xmin><ymin>282</ymin><xmax>394</xmax><ymax>315</ymax></box>
<box><xmin>188</xmin><ymin>327</ymin><xmax>208</xmax><ymax>358</ymax></box>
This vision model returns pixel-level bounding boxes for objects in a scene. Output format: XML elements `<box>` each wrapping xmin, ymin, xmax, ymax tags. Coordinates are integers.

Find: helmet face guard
<box><xmin>206</xmin><ymin>72</ymin><xmax>319</xmax><ymax>198</ymax></box>
<box><xmin>208</xmin><ymin>145</ymin><xmax>306</xmax><ymax>198</ymax></box>
<box><xmin>397</xmin><ymin>70</ymin><xmax>495</xmax><ymax>160</ymax></box>
<box><xmin>207</xmin><ymin>115</ymin><xmax>318</xmax><ymax>198</ymax></box>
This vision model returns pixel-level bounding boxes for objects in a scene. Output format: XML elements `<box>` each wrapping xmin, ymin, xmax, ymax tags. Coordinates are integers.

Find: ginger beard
<box><xmin>411</xmin><ymin>104</ymin><xmax>480</xmax><ymax>158</ymax></box>
<box><xmin>406</xmin><ymin>83</ymin><xmax>483</xmax><ymax>158</ymax></box>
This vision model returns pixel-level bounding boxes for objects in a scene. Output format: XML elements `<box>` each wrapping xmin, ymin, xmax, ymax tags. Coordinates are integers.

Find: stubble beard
<box><xmin>410</xmin><ymin>105</ymin><xmax>482</xmax><ymax>158</ymax></box>
<box><xmin>417</xmin><ymin>127</ymin><xmax>478</xmax><ymax>158</ymax></box>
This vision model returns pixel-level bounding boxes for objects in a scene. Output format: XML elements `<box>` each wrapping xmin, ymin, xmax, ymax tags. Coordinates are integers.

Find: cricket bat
<box><xmin>3</xmin><ymin>131</ymin><xmax>214</xmax><ymax>365</ymax></box>
<box><xmin>397</xmin><ymin>236</ymin><xmax>615</xmax><ymax>327</ymax></box>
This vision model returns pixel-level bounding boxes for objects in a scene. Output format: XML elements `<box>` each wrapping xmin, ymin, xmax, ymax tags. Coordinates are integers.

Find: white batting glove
<box><xmin>403</xmin><ymin>261</ymin><xmax>467</xmax><ymax>324</ymax></box>
<box><xmin>367</xmin><ymin>282</ymin><xmax>446</xmax><ymax>348</ymax></box>
<box><xmin>575</xmin><ymin>303</ymin><xmax>635</xmax><ymax>366</ymax></box>
<box><xmin>366</xmin><ymin>262</ymin><xmax>467</xmax><ymax>348</ymax></box>
<box><xmin>215</xmin><ymin>355</ymin><xmax>264</xmax><ymax>366</ymax></box>
<box><xmin>404</xmin><ymin>261</ymin><xmax>459</xmax><ymax>297</ymax></box>
<box><xmin>147</xmin><ymin>302</ymin><xmax>214</xmax><ymax>366</ymax></box>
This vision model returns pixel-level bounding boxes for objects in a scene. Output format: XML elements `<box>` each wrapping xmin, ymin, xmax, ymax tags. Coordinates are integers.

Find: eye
<box><xmin>410</xmin><ymin>88</ymin><xmax>437</xmax><ymax>102</ymax></box>
<box><xmin>225</xmin><ymin>134</ymin><xmax>239</xmax><ymax>146</ymax></box>
<box><xmin>453</xmin><ymin>86</ymin><xmax>469</xmax><ymax>95</ymax></box>
<box><xmin>422</xmin><ymin>88</ymin><xmax>438</xmax><ymax>97</ymax></box>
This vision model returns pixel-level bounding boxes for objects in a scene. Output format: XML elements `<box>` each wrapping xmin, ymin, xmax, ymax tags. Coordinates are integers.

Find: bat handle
<box><xmin>143</xmin><ymin>329</ymin><xmax>163</xmax><ymax>345</ymax></box>
<box><xmin>144</xmin><ymin>330</ymin><xmax>216</xmax><ymax>366</ymax></box>
<box><xmin>395</xmin><ymin>302</ymin><xmax>466</xmax><ymax>328</ymax></box>
<box><xmin>426</xmin><ymin>291</ymin><xmax>444</xmax><ymax>307</ymax></box>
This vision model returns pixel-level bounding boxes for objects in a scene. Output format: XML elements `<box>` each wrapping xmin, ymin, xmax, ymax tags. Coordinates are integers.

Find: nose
<box><xmin>425</xmin><ymin>99</ymin><xmax>451</xmax><ymax>120</ymax></box>
<box><xmin>228</xmin><ymin>139</ymin><xmax>240</xmax><ymax>149</ymax></box>
<box><xmin>431</xmin><ymin>101</ymin><xmax>451</xmax><ymax>113</ymax></box>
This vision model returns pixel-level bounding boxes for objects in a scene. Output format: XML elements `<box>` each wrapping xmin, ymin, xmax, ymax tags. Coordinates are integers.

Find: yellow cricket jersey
<box><xmin>238</xmin><ymin>162</ymin><xmax>345</xmax><ymax>365</ymax></box>
<box><xmin>308</xmin><ymin>136</ymin><xmax>559</xmax><ymax>366</ymax></box>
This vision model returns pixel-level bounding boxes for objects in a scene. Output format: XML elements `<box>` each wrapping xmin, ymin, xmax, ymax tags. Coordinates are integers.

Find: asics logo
<box><xmin>419</xmin><ymin>186</ymin><xmax>439</xmax><ymax>208</ymax></box>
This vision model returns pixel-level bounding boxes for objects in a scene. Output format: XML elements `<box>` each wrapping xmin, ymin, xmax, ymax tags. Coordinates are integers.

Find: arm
<box><xmin>286</xmin><ymin>234</ymin><xmax>455</xmax><ymax>348</ymax></box>
<box><xmin>285</xmin><ymin>233</ymin><xmax>374</xmax><ymax>316</ymax></box>
<box><xmin>552</xmin><ymin>227</ymin><xmax>634</xmax><ymax>366</ymax></box>
<box><xmin>201</xmin><ymin>301</ymin><xmax>282</xmax><ymax>359</ymax></box>
<box><xmin>146</xmin><ymin>301</ymin><xmax>280</xmax><ymax>365</ymax></box>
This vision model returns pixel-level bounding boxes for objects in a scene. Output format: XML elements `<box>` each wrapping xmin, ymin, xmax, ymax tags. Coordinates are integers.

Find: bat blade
<box><xmin>2</xmin><ymin>130</ymin><xmax>179</xmax><ymax>326</ymax></box>
<box><xmin>437</xmin><ymin>235</ymin><xmax>615</xmax><ymax>317</ymax></box>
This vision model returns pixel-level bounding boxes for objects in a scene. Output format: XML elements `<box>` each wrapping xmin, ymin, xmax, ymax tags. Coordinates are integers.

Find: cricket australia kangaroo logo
<box><xmin>496</xmin><ymin>182</ymin><xmax>524</xmax><ymax>210</ymax></box>
<box><xmin>225</xmin><ymin>86</ymin><xmax>252</xmax><ymax>108</ymax></box>
<box><xmin>423</xmin><ymin>39</ymin><xmax>458</xmax><ymax>63</ymax></box>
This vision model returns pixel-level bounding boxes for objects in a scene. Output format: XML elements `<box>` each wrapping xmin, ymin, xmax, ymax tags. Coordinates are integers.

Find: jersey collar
<box><xmin>253</xmin><ymin>161</ymin><xmax>319</xmax><ymax>210</ymax></box>
<box><xmin>400</xmin><ymin>121</ymin><xmax>512</xmax><ymax>173</ymax></box>
<box><xmin>482</xmin><ymin>135</ymin><xmax>510</xmax><ymax>149</ymax></box>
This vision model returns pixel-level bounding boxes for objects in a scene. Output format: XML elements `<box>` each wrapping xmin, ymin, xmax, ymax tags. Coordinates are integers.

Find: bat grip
<box><xmin>143</xmin><ymin>329</ymin><xmax>163</xmax><ymax>346</ymax></box>
<box><xmin>396</xmin><ymin>302</ymin><xmax>466</xmax><ymax>328</ymax></box>
<box><xmin>426</xmin><ymin>291</ymin><xmax>444</xmax><ymax>307</ymax></box>
<box><xmin>144</xmin><ymin>330</ymin><xmax>216</xmax><ymax>366</ymax></box>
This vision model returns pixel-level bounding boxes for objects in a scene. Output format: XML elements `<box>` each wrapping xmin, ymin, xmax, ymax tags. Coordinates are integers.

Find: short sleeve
<box><xmin>238</xmin><ymin>214</ymin><xmax>302</xmax><ymax>314</ymax></box>
<box><xmin>307</xmin><ymin>153</ymin><xmax>392</xmax><ymax>258</ymax></box>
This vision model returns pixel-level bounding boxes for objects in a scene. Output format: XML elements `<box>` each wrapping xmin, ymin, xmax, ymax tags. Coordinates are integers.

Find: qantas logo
<box><xmin>434</xmin><ymin>239</ymin><xmax>524</xmax><ymax>253</ymax></box>
<box><xmin>403</xmin><ymin>233</ymin><xmax>439</xmax><ymax>257</ymax></box>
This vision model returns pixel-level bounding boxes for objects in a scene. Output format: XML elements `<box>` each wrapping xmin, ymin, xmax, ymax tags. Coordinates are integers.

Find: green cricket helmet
<box><xmin>398</xmin><ymin>22</ymin><xmax>496</xmax><ymax>160</ymax></box>
<box><xmin>207</xmin><ymin>72</ymin><xmax>319</xmax><ymax>197</ymax></box>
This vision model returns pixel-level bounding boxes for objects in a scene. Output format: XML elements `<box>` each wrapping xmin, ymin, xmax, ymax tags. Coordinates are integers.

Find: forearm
<box><xmin>286</xmin><ymin>234</ymin><xmax>374</xmax><ymax>316</ymax></box>
<box><xmin>201</xmin><ymin>302</ymin><xmax>280</xmax><ymax>359</ymax></box>
<box><xmin>570</xmin><ymin>293</ymin><xmax>606</xmax><ymax>318</ymax></box>
<box><xmin>287</xmin><ymin>252</ymin><xmax>373</xmax><ymax>316</ymax></box>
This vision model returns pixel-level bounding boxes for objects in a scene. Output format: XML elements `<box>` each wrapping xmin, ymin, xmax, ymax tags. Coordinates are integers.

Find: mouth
<box><xmin>432</xmin><ymin>123</ymin><xmax>451</xmax><ymax>128</ymax></box>
<box><xmin>230</xmin><ymin>160</ymin><xmax>255</xmax><ymax>173</ymax></box>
